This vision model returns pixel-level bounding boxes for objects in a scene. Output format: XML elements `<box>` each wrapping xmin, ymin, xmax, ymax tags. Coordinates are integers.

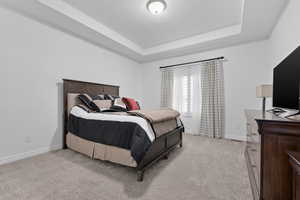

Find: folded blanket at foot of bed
<box><xmin>102</xmin><ymin>109</ymin><xmax>182</xmax><ymax>138</ymax></box>
<box><xmin>128</xmin><ymin>108</ymin><xmax>182</xmax><ymax>137</ymax></box>
<box><xmin>128</xmin><ymin>108</ymin><xmax>180</xmax><ymax>123</ymax></box>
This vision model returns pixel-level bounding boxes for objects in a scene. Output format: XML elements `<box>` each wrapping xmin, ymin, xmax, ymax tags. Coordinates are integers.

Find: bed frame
<box><xmin>63</xmin><ymin>79</ymin><xmax>183</xmax><ymax>181</ymax></box>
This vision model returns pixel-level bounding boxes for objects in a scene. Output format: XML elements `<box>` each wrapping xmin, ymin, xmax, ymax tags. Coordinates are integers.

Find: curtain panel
<box><xmin>160</xmin><ymin>69</ymin><xmax>174</xmax><ymax>108</ymax></box>
<box><xmin>199</xmin><ymin>60</ymin><xmax>225</xmax><ymax>138</ymax></box>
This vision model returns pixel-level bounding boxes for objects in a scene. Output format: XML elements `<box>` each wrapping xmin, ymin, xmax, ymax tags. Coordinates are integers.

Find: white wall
<box><xmin>267</xmin><ymin>0</ymin><xmax>300</xmax><ymax>71</ymax></box>
<box><xmin>0</xmin><ymin>6</ymin><xmax>142</xmax><ymax>164</ymax></box>
<box><xmin>141</xmin><ymin>41</ymin><xmax>271</xmax><ymax>141</ymax></box>
<box><xmin>1</xmin><ymin>0</ymin><xmax>298</xmax><ymax>164</ymax></box>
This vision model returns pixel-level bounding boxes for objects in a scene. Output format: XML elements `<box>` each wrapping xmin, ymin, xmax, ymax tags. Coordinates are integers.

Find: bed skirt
<box><xmin>66</xmin><ymin>133</ymin><xmax>137</xmax><ymax>167</ymax></box>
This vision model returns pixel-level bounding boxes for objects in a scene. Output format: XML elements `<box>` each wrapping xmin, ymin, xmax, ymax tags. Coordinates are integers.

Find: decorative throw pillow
<box><xmin>111</xmin><ymin>98</ymin><xmax>127</xmax><ymax>112</ymax></box>
<box><xmin>93</xmin><ymin>100</ymin><xmax>112</xmax><ymax>110</ymax></box>
<box><xmin>78</xmin><ymin>94</ymin><xmax>100</xmax><ymax>112</ymax></box>
<box><xmin>94</xmin><ymin>94</ymin><xmax>105</xmax><ymax>100</ymax></box>
<box><xmin>122</xmin><ymin>97</ymin><xmax>140</xmax><ymax>111</ymax></box>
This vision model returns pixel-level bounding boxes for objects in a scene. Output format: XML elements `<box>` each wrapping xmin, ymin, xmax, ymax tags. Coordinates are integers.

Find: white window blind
<box><xmin>181</xmin><ymin>74</ymin><xmax>193</xmax><ymax>114</ymax></box>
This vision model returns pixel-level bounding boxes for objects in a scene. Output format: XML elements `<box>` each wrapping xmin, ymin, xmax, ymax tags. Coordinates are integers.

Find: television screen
<box><xmin>273</xmin><ymin>46</ymin><xmax>300</xmax><ymax>110</ymax></box>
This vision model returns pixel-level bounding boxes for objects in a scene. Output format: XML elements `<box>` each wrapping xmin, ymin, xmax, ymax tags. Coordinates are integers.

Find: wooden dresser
<box><xmin>245</xmin><ymin>110</ymin><xmax>300</xmax><ymax>200</ymax></box>
<box><xmin>288</xmin><ymin>151</ymin><xmax>300</xmax><ymax>200</ymax></box>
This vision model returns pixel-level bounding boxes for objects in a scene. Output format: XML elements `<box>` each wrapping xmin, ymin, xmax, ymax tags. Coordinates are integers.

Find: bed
<box><xmin>63</xmin><ymin>79</ymin><xmax>184</xmax><ymax>181</ymax></box>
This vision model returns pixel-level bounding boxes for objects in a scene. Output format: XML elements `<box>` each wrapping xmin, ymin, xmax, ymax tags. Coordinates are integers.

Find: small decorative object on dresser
<box><xmin>256</xmin><ymin>84</ymin><xmax>273</xmax><ymax>113</ymax></box>
<box><xmin>288</xmin><ymin>151</ymin><xmax>300</xmax><ymax>200</ymax></box>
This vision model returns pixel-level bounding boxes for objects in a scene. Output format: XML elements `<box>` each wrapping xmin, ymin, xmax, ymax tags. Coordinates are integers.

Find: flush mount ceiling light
<box><xmin>147</xmin><ymin>0</ymin><xmax>167</xmax><ymax>15</ymax></box>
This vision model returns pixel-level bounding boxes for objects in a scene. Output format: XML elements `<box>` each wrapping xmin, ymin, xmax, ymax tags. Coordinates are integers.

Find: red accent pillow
<box><xmin>122</xmin><ymin>97</ymin><xmax>140</xmax><ymax>111</ymax></box>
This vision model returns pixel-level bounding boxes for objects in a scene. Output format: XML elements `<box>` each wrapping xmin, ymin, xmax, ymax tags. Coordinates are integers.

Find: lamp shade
<box><xmin>256</xmin><ymin>84</ymin><xmax>273</xmax><ymax>98</ymax></box>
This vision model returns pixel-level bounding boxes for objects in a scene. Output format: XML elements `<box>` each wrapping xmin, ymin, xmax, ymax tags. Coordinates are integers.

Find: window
<box><xmin>181</xmin><ymin>74</ymin><xmax>193</xmax><ymax>114</ymax></box>
<box><xmin>172</xmin><ymin>71</ymin><xmax>195</xmax><ymax>116</ymax></box>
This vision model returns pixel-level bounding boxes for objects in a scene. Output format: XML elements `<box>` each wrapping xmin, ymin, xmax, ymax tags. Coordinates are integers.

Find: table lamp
<box><xmin>256</xmin><ymin>84</ymin><xmax>273</xmax><ymax>113</ymax></box>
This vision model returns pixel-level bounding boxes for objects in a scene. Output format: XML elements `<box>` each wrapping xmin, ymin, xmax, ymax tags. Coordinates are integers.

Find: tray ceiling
<box><xmin>63</xmin><ymin>0</ymin><xmax>243</xmax><ymax>48</ymax></box>
<box><xmin>0</xmin><ymin>0</ymin><xmax>289</xmax><ymax>62</ymax></box>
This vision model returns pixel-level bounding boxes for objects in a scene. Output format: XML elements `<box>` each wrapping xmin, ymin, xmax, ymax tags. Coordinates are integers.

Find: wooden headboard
<box><xmin>63</xmin><ymin>79</ymin><xmax>119</xmax><ymax>148</ymax></box>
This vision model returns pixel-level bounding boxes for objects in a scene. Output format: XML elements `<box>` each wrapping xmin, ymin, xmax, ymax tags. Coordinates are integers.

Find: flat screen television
<box><xmin>273</xmin><ymin>46</ymin><xmax>300</xmax><ymax>110</ymax></box>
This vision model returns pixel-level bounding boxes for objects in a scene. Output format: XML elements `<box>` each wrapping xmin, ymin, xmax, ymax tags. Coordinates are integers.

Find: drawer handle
<box><xmin>251</xmin><ymin>149</ymin><xmax>257</xmax><ymax>152</ymax></box>
<box><xmin>251</xmin><ymin>164</ymin><xmax>256</xmax><ymax>168</ymax></box>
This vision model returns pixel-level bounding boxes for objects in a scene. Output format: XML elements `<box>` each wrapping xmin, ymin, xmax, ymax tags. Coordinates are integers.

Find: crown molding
<box><xmin>37</xmin><ymin>0</ymin><xmax>245</xmax><ymax>57</ymax></box>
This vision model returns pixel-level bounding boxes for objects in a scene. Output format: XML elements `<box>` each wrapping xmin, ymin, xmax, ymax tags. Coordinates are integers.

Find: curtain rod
<box><xmin>159</xmin><ymin>56</ymin><xmax>225</xmax><ymax>69</ymax></box>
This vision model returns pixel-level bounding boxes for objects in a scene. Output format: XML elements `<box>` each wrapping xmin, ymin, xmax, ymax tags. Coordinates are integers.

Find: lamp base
<box><xmin>262</xmin><ymin>97</ymin><xmax>266</xmax><ymax>113</ymax></box>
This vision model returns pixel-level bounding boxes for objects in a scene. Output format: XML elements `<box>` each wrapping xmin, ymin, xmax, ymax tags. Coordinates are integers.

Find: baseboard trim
<box><xmin>225</xmin><ymin>134</ymin><xmax>246</xmax><ymax>142</ymax></box>
<box><xmin>0</xmin><ymin>144</ymin><xmax>62</xmax><ymax>166</ymax></box>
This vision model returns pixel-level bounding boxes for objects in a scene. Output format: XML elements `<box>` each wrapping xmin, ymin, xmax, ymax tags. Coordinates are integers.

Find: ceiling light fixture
<box><xmin>147</xmin><ymin>0</ymin><xmax>167</xmax><ymax>15</ymax></box>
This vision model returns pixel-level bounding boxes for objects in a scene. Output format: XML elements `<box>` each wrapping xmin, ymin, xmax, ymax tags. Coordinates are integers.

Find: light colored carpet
<box><xmin>0</xmin><ymin>136</ymin><xmax>252</xmax><ymax>200</ymax></box>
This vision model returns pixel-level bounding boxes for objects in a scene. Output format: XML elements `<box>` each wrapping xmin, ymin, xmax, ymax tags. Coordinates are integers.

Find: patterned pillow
<box><xmin>111</xmin><ymin>98</ymin><xmax>127</xmax><ymax>112</ymax></box>
<box><xmin>78</xmin><ymin>94</ymin><xmax>100</xmax><ymax>112</ymax></box>
<box><xmin>93</xmin><ymin>100</ymin><xmax>112</xmax><ymax>110</ymax></box>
